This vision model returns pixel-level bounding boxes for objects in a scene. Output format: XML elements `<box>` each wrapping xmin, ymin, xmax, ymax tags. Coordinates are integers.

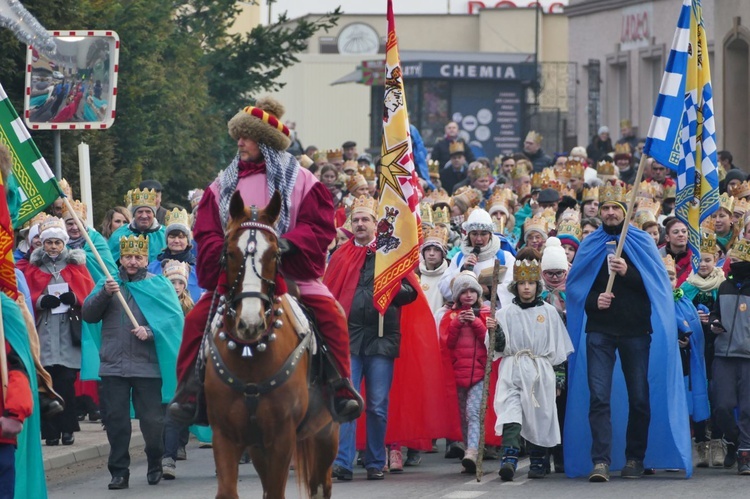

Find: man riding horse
<box><xmin>169</xmin><ymin>96</ymin><xmax>362</xmax><ymax>424</ymax></box>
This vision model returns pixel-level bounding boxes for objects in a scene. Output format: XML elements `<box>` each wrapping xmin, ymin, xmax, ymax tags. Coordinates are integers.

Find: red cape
<box><xmin>324</xmin><ymin>240</ymin><xmax>459</xmax><ymax>449</ymax></box>
<box><xmin>24</xmin><ymin>261</ymin><xmax>95</xmax><ymax>317</ymax></box>
<box><xmin>439</xmin><ymin>308</ymin><xmax>501</xmax><ymax>447</ymax></box>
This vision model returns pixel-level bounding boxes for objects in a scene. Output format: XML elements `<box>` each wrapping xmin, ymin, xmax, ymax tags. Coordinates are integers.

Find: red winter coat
<box><xmin>0</xmin><ymin>341</ymin><xmax>33</xmax><ymax>446</ymax></box>
<box><xmin>443</xmin><ymin>305</ymin><xmax>489</xmax><ymax>388</ymax></box>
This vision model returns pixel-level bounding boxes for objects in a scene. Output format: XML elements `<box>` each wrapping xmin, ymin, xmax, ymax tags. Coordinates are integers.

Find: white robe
<box><xmin>489</xmin><ymin>300</ymin><xmax>574</xmax><ymax>448</ymax></box>
<box><xmin>419</xmin><ymin>260</ymin><xmax>448</xmax><ymax>316</ymax></box>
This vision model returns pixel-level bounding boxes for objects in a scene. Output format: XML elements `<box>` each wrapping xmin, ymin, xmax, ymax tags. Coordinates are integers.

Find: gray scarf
<box><xmin>217</xmin><ymin>144</ymin><xmax>299</xmax><ymax>234</ymax></box>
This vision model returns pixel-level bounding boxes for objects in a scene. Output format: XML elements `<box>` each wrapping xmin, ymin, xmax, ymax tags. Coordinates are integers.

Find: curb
<box><xmin>43</xmin><ymin>431</ymin><xmax>145</xmax><ymax>472</ymax></box>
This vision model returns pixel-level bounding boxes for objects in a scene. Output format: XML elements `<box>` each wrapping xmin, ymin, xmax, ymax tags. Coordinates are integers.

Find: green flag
<box><xmin>0</xmin><ymin>82</ymin><xmax>60</xmax><ymax>227</ymax></box>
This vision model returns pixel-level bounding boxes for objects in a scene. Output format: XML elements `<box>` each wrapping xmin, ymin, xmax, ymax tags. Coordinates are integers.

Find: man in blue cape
<box><xmin>564</xmin><ymin>181</ymin><xmax>692</xmax><ymax>481</ymax></box>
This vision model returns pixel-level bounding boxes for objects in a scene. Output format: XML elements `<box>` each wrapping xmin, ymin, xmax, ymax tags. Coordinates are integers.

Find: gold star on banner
<box><xmin>380</xmin><ymin>141</ymin><xmax>410</xmax><ymax>199</ymax></box>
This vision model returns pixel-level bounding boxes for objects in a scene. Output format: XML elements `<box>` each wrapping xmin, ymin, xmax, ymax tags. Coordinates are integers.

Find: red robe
<box><xmin>24</xmin><ymin>262</ymin><xmax>95</xmax><ymax>316</ymax></box>
<box><xmin>324</xmin><ymin>239</ymin><xmax>461</xmax><ymax>449</ymax></box>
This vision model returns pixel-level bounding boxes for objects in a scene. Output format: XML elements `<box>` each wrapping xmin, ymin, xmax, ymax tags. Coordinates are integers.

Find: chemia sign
<box><xmin>400</xmin><ymin>61</ymin><xmax>535</xmax><ymax>81</ymax></box>
<box><xmin>439</xmin><ymin>63</ymin><xmax>517</xmax><ymax>79</ymax></box>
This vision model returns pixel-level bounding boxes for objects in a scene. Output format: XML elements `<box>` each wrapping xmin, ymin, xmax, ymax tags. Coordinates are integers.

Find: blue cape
<box><xmin>2</xmin><ymin>294</ymin><xmax>47</xmax><ymax>498</ymax></box>
<box><xmin>563</xmin><ymin>225</ymin><xmax>693</xmax><ymax>477</ymax></box>
<box><xmin>675</xmin><ymin>294</ymin><xmax>710</xmax><ymax>422</ymax></box>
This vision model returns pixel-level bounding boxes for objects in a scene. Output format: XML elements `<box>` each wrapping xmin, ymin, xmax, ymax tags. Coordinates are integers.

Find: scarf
<box><xmin>459</xmin><ymin>234</ymin><xmax>501</xmax><ymax>262</ymax></box>
<box><xmin>685</xmin><ymin>267</ymin><xmax>725</xmax><ymax>292</ymax></box>
<box><xmin>217</xmin><ymin>145</ymin><xmax>299</xmax><ymax>234</ymax></box>
<box><xmin>67</xmin><ymin>236</ymin><xmax>85</xmax><ymax>249</ymax></box>
<box><xmin>419</xmin><ymin>259</ymin><xmax>448</xmax><ymax>277</ymax></box>
<box><xmin>157</xmin><ymin>247</ymin><xmax>196</xmax><ymax>266</ymax></box>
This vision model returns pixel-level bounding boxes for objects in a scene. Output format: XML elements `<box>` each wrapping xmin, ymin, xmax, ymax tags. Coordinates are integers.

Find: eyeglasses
<box><xmin>543</xmin><ymin>270</ymin><xmax>566</xmax><ymax>279</ymax></box>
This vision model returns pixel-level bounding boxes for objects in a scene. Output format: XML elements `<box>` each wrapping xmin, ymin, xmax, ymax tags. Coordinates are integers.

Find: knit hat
<box><xmin>462</xmin><ymin>208</ymin><xmax>494</xmax><ymax>234</ymax></box>
<box><xmin>163</xmin><ymin>259</ymin><xmax>190</xmax><ymax>284</ymax></box>
<box><xmin>39</xmin><ymin>216</ymin><xmax>69</xmax><ymax>244</ymax></box>
<box><xmin>451</xmin><ymin>270</ymin><xmax>483</xmax><ymax>302</ymax></box>
<box><xmin>541</xmin><ymin>237</ymin><xmax>568</xmax><ymax>271</ymax></box>
<box><xmin>227</xmin><ymin>96</ymin><xmax>291</xmax><ymax>151</ymax></box>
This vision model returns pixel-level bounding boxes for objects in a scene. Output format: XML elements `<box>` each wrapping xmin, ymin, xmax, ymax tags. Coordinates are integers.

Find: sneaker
<box><xmin>695</xmin><ymin>441</ymin><xmax>710</xmax><ymax>468</ymax></box>
<box><xmin>332</xmin><ymin>464</ymin><xmax>353</xmax><ymax>481</ymax></box>
<box><xmin>176</xmin><ymin>446</ymin><xmax>187</xmax><ymax>461</ymax></box>
<box><xmin>588</xmin><ymin>462</ymin><xmax>610</xmax><ymax>482</ymax></box>
<box><xmin>738</xmin><ymin>450</ymin><xmax>750</xmax><ymax>475</ymax></box>
<box><xmin>444</xmin><ymin>441</ymin><xmax>466</xmax><ymax>459</ymax></box>
<box><xmin>621</xmin><ymin>459</ymin><xmax>644</xmax><ymax>478</ymax></box>
<box><xmin>357</xmin><ymin>451</ymin><xmax>364</xmax><ymax>467</ymax></box>
<box><xmin>366</xmin><ymin>467</ymin><xmax>385</xmax><ymax>480</ymax></box>
<box><xmin>404</xmin><ymin>452</ymin><xmax>422</xmax><ymax>467</ymax></box>
<box><xmin>389</xmin><ymin>449</ymin><xmax>403</xmax><ymax>473</ymax></box>
<box><xmin>724</xmin><ymin>439</ymin><xmax>738</xmax><ymax>469</ymax></box>
<box><xmin>710</xmin><ymin>439</ymin><xmax>725</xmax><ymax>467</ymax></box>
<box><xmin>162</xmin><ymin>458</ymin><xmax>176</xmax><ymax>480</ymax></box>
<box><xmin>461</xmin><ymin>449</ymin><xmax>478</xmax><ymax>474</ymax></box>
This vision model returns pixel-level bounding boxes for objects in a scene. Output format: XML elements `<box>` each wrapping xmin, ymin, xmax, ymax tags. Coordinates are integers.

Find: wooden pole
<box><xmin>476</xmin><ymin>260</ymin><xmax>501</xmax><ymax>482</ymax></box>
<box><xmin>61</xmin><ymin>197</ymin><xmax>139</xmax><ymax>328</ymax></box>
<box><xmin>604</xmin><ymin>154</ymin><xmax>649</xmax><ymax>294</ymax></box>
<box><xmin>0</xmin><ymin>302</ymin><xmax>7</xmax><ymax>404</ymax></box>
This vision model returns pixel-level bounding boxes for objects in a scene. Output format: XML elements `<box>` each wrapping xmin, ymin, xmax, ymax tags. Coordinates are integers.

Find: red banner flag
<box><xmin>0</xmin><ymin>171</ymin><xmax>18</xmax><ymax>300</ymax></box>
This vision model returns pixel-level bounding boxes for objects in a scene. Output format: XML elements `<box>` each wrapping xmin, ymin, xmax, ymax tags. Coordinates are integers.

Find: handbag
<box><xmin>69</xmin><ymin>311</ymin><xmax>82</xmax><ymax>347</ymax></box>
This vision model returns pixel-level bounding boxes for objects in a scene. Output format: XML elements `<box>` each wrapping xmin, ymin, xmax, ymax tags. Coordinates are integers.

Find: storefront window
<box><xmin>418</xmin><ymin>80</ymin><xmax>450</xmax><ymax>147</ymax></box>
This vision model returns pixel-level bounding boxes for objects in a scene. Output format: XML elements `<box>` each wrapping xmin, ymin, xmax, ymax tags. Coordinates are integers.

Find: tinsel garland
<box><xmin>0</xmin><ymin>0</ymin><xmax>56</xmax><ymax>56</ymax></box>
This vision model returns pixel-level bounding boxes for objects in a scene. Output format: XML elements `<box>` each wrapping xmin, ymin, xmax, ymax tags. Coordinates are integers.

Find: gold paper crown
<box><xmin>614</xmin><ymin>143</ymin><xmax>632</xmax><ymax>156</ymax></box>
<box><xmin>433</xmin><ymin>206</ymin><xmax>451</xmax><ymax>226</ymax></box>
<box><xmin>730</xmin><ymin>181</ymin><xmax>750</xmax><ymax>200</ymax></box>
<box><xmin>701</xmin><ymin>217</ymin><xmax>715</xmax><ymax>232</ymax></box>
<box><xmin>22</xmin><ymin>212</ymin><xmax>48</xmax><ymax>231</ymax></box>
<box><xmin>423</xmin><ymin>225</ymin><xmax>449</xmax><ymax>246</ymax></box>
<box><xmin>487</xmin><ymin>188</ymin><xmax>513</xmax><ymax>215</ymax></box>
<box><xmin>514</xmin><ymin>259</ymin><xmax>541</xmax><ymax>282</ymax></box>
<box><xmin>733</xmin><ymin>238</ymin><xmax>750</xmax><ymax>263</ymax></box>
<box><xmin>620</xmin><ymin>119</ymin><xmax>632</xmax><ymax>128</ymax></box>
<box><xmin>635</xmin><ymin>209</ymin><xmax>657</xmax><ymax>228</ymax></box>
<box><xmin>58</xmin><ymin>178</ymin><xmax>72</xmax><ymax>198</ymax></box>
<box><xmin>120</xmin><ymin>235</ymin><xmax>149</xmax><ymax>257</ymax></box>
<box><xmin>565</xmin><ymin>158</ymin><xmax>585</xmax><ymax>179</ymax></box>
<box><xmin>531</xmin><ymin>168</ymin><xmax>556</xmax><ymax>189</ymax></box>
<box><xmin>360</xmin><ymin>165</ymin><xmax>376</xmax><ymax>182</ymax></box>
<box><xmin>701</xmin><ymin>229</ymin><xmax>717</xmax><ymax>254</ymax></box>
<box><xmin>449</xmin><ymin>141</ymin><xmax>465</xmax><ymax>155</ymax></box>
<box><xmin>164</xmin><ymin>208</ymin><xmax>190</xmax><ymax>229</ymax></box>
<box><xmin>582</xmin><ymin>186</ymin><xmax>599</xmax><ymax>203</ymax></box>
<box><xmin>663</xmin><ymin>183</ymin><xmax>676</xmax><ymax>199</ymax></box>
<box><xmin>427</xmin><ymin>190</ymin><xmax>451</xmax><ymax>207</ymax></box>
<box><xmin>511</xmin><ymin>160</ymin><xmax>531</xmax><ymax>180</ymax></box>
<box><xmin>557</xmin><ymin>221</ymin><xmax>582</xmax><ymax>241</ymax></box>
<box><xmin>351</xmin><ymin>195</ymin><xmax>378</xmax><ymax>218</ymax></box>
<box><xmin>452</xmin><ymin>186</ymin><xmax>481</xmax><ymax>209</ymax></box>
<box><xmin>599</xmin><ymin>180</ymin><xmax>626</xmax><ymax>205</ymax></box>
<box><xmin>163</xmin><ymin>259</ymin><xmax>190</xmax><ymax>283</ymax></box>
<box><xmin>127</xmin><ymin>188</ymin><xmax>158</xmax><ymax>209</ymax></box>
<box><xmin>428</xmin><ymin>159</ymin><xmax>440</xmax><ymax>179</ymax></box>
<box><xmin>312</xmin><ymin>151</ymin><xmax>327</xmax><ymax>163</ymax></box>
<box><xmin>467</xmin><ymin>162</ymin><xmax>491</xmax><ymax>181</ymax></box>
<box><xmin>597</xmin><ymin>159</ymin><xmax>617</xmax><ymax>178</ymax></box>
<box><xmin>39</xmin><ymin>216</ymin><xmax>65</xmax><ymax>235</ymax></box>
<box><xmin>343</xmin><ymin>160</ymin><xmax>359</xmax><ymax>173</ymax></box>
<box><xmin>347</xmin><ymin>173</ymin><xmax>367</xmax><ymax>193</ymax></box>
<box><xmin>636</xmin><ymin>197</ymin><xmax>661</xmax><ymax>217</ymax></box>
<box><xmin>326</xmin><ymin>148</ymin><xmax>343</xmax><ymax>162</ymax></box>
<box><xmin>637</xmin><ymin>180</ymin><xmax>663</xmax><ymax>200</ymax></box>
<box><xmin>524</xmin><ymin>212</ymin><xmax>548</xmax><ymax>235</ymax></box>
<box><xmin>662</xmin><ymin>255</ymin><xmax>676</xmax><ymax>276</ymax></box>
<box><xmin>525</xmin><ymin>131</ymin><xmax>543</xmax><ymax>145</ymax></box>
<box><xmin>61</xmin><ymin>199</ymin><xmax>87</xmax><ymax>222</ymax></box>
<box><xmin>719</xmin><ymin>193</ymin><xmax>736</xmax><ymax>214</ymax></box>
<box><xmin>735</xmin><ymin>197</ymin><xmax>750</xmax><ymax>216</ymax></box>
<box><xmin>419</xmin><ymin>201</ymin><xmax>434</xmax><ymax>225</ymax></box>
<box><xmin>560</xmin><ymin>207</ymin><xmax>581</xmax><ymax>223</ymax></box>
<box><xmin>554</xmin><ymin>164</ymin><xmax>572</xmax><ymax>183</ymax></box>
<box><xmin>541</xmin><ymin>207</ymin><xmax>557</xmax><ymax>232</ymax></box>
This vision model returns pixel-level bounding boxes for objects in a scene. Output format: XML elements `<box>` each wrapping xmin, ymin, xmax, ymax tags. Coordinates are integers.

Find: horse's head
<box><xmin>222</xmin><ymin>190</ymin><xmax>282</xmax><ymax>342</ymax></box>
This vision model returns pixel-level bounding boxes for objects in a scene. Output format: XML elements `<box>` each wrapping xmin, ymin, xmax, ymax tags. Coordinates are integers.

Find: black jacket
<box><xmin>348</xmin><ymin>250</ymin><xmax>418</xmax><ymax>358</ymax></box>
<box><xmin>527</xmin><ymin>148</ymin><xmax>553</xmax><ymax>173</ymax></box>
<box><xmin>431</xmin><ymin>137</ymin><xmax>475</xmax><ymax>169</ymax></box>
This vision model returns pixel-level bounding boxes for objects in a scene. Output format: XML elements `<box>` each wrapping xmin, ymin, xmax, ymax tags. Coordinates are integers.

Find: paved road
<box><xmin>47</xmin><ymin>441</ymin><xmax>750</xmax><ymax>498</ymax></box>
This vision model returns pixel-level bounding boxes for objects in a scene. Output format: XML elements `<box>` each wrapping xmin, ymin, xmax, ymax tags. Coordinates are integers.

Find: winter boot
<box><xmin>461</xmin><ymin>448</ymin><xmax>478</xmax><ymax>474</ymax></box>
<box><xmin>498</xmin><ymin>447</ymin><xmax>520</xmax><ymax>482</ymax></box>
<box><xmin>724</xmin><ymin>439</ymin><xmax>738</xmax><ymax>469</ymax></box>
<box><xmin>528</xmin><ymin>449</ymin><xmax>548</xmax><ymax>479</ymax></box>
<box><xmin>737</xmin><ymin>449</ymin><xmax>750</xmax><ymax>475</ymax></box>
<box><xmin>710</xmin><ymin>439</ymin><xmax>725</xmax><ymax>467</ymax></box>
<box><xmin>695</xmin><ymin>441</ymin><xmax>710</xmax><ymax>468</ymax></box>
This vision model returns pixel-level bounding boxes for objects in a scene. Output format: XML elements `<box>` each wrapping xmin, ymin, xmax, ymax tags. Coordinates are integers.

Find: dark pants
<box><xmin>0</xmin><ymin>444</ymin><xmax>14</xmax><ymax>499</ymax></box>
<box><xmin>42</xmin><ymin>365</ymin><xmax>80</xmax><ymax>439</ymax></box>
<box><xmin>712</xmin><ymin>357</ymin><xmax>750</xmax><ymax>449</ymax></box>
<box><xmin>101</xmin><ymin>376</ymin><xmax>164</xmax><ymax>477</ymax></box>
<box><xmin>587</xmin><ymin>332</ymin><xmax>651</xmax><ymax>465</ymax></box>
<box><xmin>163</xmin><ymin>411</ymin><xmax>190</xmax><ymax>460</ymax></box>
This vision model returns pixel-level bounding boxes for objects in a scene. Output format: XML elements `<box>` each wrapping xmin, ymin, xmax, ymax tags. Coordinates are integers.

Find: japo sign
<box><xmin>620</xmin><ymin>3</ymin><xmax>653</xmax><ymax>51</ymax></box>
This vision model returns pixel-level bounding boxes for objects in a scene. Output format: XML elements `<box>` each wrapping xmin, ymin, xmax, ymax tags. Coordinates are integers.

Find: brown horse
<box><xmin>204</xmin><ymin>191</ymin><xmax>338</xmax><ymax>499</ymax></box>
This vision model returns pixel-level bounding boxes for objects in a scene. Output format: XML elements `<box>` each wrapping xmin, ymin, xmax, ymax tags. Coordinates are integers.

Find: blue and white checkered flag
<box><xmin>644</xmin><ymin>0</ymin><xmax>719</xmax><ymax>271</ymax></box>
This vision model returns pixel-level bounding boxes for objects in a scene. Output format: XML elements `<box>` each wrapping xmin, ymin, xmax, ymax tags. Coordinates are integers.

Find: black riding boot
<box><xmin>168</xmin><ymin>370</ymin><xmax>204</xmax><ymax>426</ymax></box>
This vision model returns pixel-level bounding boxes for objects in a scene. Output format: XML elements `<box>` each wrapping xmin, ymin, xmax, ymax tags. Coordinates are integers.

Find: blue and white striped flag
<box><xmin>644</xmin><ymin>0</ymin><xmax>719</xmax><ymax>271</ymax></box>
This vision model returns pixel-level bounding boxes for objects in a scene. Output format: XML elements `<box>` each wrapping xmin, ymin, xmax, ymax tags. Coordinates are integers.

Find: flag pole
<box><xmin>604</xmin><ymin>154</ymin><xmax>649</xmax><ymax>294</ymax></box>
<box><xmin>61</xmin><ymin>197</ymin><xmax>140</xmax><ymax>328</ymax></box>
<box><xmin>0</xmin><ymin>303</ymin><xmax>7</xmax><ymax>404</ymax></box>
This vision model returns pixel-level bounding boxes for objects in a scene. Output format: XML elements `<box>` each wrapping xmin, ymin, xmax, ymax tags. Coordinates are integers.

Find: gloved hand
<box><xmin>40</xmin><ymin>294</ymin><xmax>61</xmax><ymax>309</ymax></box>
<box><xmin>494</xmin><ymin>325</ymin><xmax>506</xmax><ymax>353</ymax></box>
<box><xmin>59</xmin><ymin>291</ymin><xmax>76</xmax><ymax>306</ymax></box>
<box><xmin>278</xmin><ymin>237</ymin><xmax>296</xmax><ymax>256</ymax></box>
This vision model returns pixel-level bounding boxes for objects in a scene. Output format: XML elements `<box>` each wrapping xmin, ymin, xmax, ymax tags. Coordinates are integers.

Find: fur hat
<box><xmin>451</xmin><ymin>270</ymin><xmax>483</xmax><ymax>302</ymax></box>
<box><xmin>541</xmin><ymin>237</ymin><xmax>568</xmax><ymax>271</ymax></box>
<box><xmin>227</xmin><ymin>96</ymin><xmax>291</xmax><ymax>151</ymax></box>
<box><xmin>39</xmin><ymin>216</ymin><xmax>69</xmax><ymax>245</ymax></box>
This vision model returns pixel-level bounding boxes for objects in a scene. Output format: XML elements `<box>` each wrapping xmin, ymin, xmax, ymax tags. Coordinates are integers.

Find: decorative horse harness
<box><xmin>206</xmin><ymin>207</ymin><xmax>312</xmax><ymax>413</ymax></box>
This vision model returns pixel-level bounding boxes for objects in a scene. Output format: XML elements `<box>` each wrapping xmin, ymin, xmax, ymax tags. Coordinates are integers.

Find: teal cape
<box><xmin>108</xmin><ymin>224</ymin><xmax>166</xmax><ymax>263</ymax></box>
<box><xmin>680</xmin><ymin>280</ymin><xmax>719</xmax><ymax>305</ymax></box>
<box><xmin>81</xmin><ymin>274</ymin><xmax>182</xmax><ymax>403</ymax></box>
<box><xmin>512</xmin><ymin>202</ymin><xmax>532</xmax><ymax>241</ymax></box>
<box><xmin>2</xmin><ymin>294</ymin><xmax>47</xmax><ymax>498</ymax></box>
<box><xmin>675</xmin><ymin>294</ymin><xmax>710</xmax><ymax>422</ymax></box>
<box><xmin>563</xmin><ymin>225</ymin><xmax>693</xmax><ymax>477</ymax></box>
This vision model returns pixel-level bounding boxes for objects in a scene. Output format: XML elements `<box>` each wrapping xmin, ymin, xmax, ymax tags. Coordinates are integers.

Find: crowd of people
<box><xmin>2</xmin><ymin>95</ymin><xmax>750</xmax><ymax>497</ymax></box>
